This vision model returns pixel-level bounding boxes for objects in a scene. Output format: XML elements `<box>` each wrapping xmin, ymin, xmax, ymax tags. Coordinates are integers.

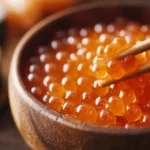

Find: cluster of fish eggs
<box><xmin>23</xmin><ymin>18</ymin><xmax>150</xmax><ymax>127</ymax></box>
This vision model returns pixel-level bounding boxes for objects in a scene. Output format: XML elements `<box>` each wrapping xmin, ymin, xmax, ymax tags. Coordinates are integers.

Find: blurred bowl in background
<box><xmin>2</xmin><ymin>0</ymin><xmax>76</xmax><ymax>30</ymax></box>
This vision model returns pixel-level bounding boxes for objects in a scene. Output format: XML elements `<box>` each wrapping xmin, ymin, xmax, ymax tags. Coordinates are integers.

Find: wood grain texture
<box><xmin>9</xmin><ymin>73</ymin><xmax>150</xmax><ymax>150</ymax></box>
<box><xmin>8</xmin><ymin>1</ymin><xmax>150</xmax><ymax>150</ymax></box>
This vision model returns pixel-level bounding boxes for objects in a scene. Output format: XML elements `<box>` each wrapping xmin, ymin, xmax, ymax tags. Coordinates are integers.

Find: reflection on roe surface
<box><xmin>23</xmin><ymin>17</ymin><xmax>150</xmax><ymax>127</ymax></box>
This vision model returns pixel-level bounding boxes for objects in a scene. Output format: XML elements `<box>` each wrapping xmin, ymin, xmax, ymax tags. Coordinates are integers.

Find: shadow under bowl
<box><xmin>9</xmin><ymin>1</ymin><xmax>150</xmax><ymax>150</ymax></box>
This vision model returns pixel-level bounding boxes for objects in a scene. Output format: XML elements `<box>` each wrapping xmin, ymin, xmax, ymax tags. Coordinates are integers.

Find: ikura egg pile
<box><xmin>23</xmin><ymin>18</ymin><xmax>150</xmax><ymax>127</ymax></box>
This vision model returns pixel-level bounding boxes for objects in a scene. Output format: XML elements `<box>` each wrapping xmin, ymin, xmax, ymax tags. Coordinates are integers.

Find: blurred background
<box><xmin>0</xmin><ymin>0</ymin><xmax>146</xmax><ymax>149</ymax></box>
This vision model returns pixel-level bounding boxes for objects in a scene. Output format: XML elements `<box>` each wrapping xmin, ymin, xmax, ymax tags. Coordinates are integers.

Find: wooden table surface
<box><xmin>0</xmin><ymin>107</ymin><xmax>29</xmax><ymax>150</ymax></box>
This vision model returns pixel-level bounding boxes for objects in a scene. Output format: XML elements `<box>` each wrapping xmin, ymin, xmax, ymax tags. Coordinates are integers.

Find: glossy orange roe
<box><xmin>23</xmin><ymin>18</ymin><xmax>150</xmax><ymax>127</ymax></box>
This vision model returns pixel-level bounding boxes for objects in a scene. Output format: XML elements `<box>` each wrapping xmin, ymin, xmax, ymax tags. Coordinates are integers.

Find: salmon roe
<box><xmin>23</xmin><ymin>18</ymin><xmax>150</xmax><ymax>127</ymax></box>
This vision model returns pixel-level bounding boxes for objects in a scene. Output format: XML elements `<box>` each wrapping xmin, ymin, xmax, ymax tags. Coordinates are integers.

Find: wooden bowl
<box><xmin>9</xmin><ymin>1</ymin><xmax>150</xmax><ymax>150</ymax></box>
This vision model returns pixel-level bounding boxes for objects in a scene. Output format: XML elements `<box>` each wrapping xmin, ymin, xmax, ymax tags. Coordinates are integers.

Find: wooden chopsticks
<box><xmin>99</xmin><ymin>38</ymin><xmax>150</xmax><ymax>87</ymax></box>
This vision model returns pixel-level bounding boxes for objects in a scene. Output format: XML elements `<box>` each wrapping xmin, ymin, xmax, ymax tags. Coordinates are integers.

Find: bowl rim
<box><xmin>10</xmin><ymin>0</ymin><xmax>150</xmax><ymax>135</ymax></box>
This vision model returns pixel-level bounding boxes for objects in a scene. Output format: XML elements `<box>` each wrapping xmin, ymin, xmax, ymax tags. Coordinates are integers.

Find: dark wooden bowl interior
<box><xmin>16</xmin><ymin>1</ymin><xmax>150</xmax><ymax>134</ymax></box>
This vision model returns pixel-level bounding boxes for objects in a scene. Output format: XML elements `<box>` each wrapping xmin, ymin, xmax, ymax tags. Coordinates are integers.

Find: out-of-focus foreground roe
<box><xmin>1</xmin><ymin>0</ymin><xmax>76</xmax><ymax>30</ymax></box>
